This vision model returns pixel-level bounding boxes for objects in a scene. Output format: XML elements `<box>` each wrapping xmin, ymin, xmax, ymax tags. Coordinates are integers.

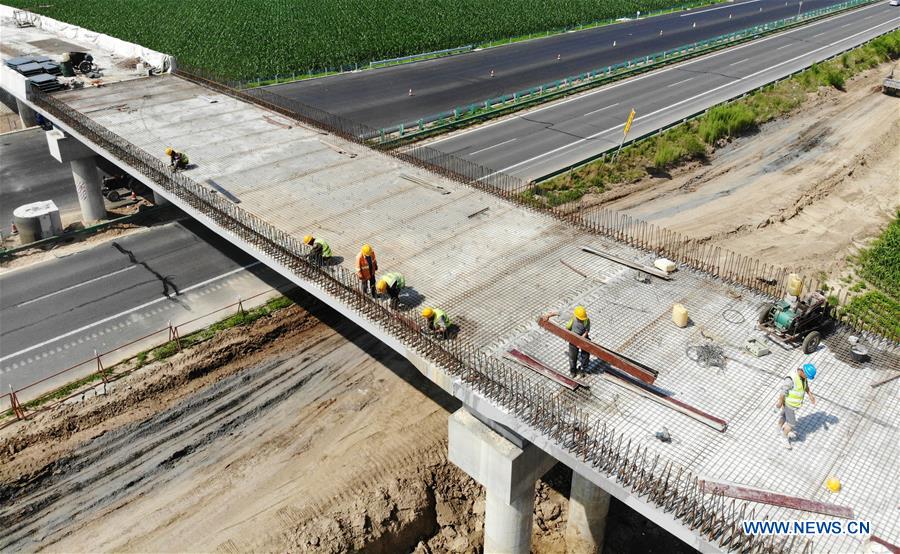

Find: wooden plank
<box><xmin>699</xmin><ymin>481</ymin><xmax>855</xmax><ymax>519</ymax></box>
<box><xmin>538</xmin><ymin>315</ymin><xmax>658</xmax><ymax>384</ymax></box>
<box><xmin>600</xmin><ymin>371</ymin><xmax>727</xmax><ymax>432</ymax></box>
<box><xmin>581</xmin><ymin>246</ymin><xmax>672</xmax><ymax>280</ymax></box>
<box><xmin>871</xmin><ymin>372</ymin><xmax>900</xmax><ymax>388</ymax></box>
<box><xmin>505</xmin><ymin>349</ymin><xmax>580</xmax><ymax>391</ymax></box>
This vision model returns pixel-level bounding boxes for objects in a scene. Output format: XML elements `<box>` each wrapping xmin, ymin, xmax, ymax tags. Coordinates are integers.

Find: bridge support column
<box><xmin>565</xmin><ymin>471</ymin><xmax>611</xmax><ymax>553</ymax></box>
<box><xmin>15</xmin><ymin>98</ymin><xmax>37</xmax><ymax>127</ymax></box>
<box><xmin>448</xmin><ymin>408</ymin><xmax>555</xmax><ymax>554</ymax></box>
<box><xmin>45</xmin><ymin>129</ymin><xmax>106</xmax><ymax>223</ymax></box>
<box><xmin>152</xmin><ymin>190</ymin><xmax>170</xmax><ymax>206</ymax></box>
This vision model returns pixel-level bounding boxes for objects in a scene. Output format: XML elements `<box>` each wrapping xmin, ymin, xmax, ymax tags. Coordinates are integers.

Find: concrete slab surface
<box><xmin>50</xmin><ymin>73</ymin><xmax>900</xmax><ymax>552</ymax></box>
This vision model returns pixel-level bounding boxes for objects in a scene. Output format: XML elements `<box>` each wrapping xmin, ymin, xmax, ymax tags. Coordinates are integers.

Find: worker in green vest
<box><xmin>776</xmin><ymin>363</ymin><xmax>817</xmax><ymax>450</ymax></box>
<box><xmin>303</xmin><ymin>234</ymin><xmax>332</xmax><ymax>265</ymax></box>
<box><xmin>421</xmin><ymin>306</ymin><xmax>451</xmax><ymax>337</ymax></box>
<box><xmin>376</xmin><ymin>272</ymin><xmax>405</xmax><ymax>304</ymax></box>
<box><xmin>565</xmin><ymin>306</ymin><xmax>591</xmax><ymax>377</ymax></box>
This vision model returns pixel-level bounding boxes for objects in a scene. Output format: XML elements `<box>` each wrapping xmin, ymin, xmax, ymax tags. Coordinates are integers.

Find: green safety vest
<box><xmin>383</xmin><ymin>272</ymin><xmax>404</xmax><ymax>288</ymax></box>
<box><xmin>784</xmin><ymin>372</ymin><xmax>807</xmax><ymax>409</ymax></box>
<box><xmin>565</xmin><ymin>317</ymin><xmax>590</xmax><ymax>332</ymax></box>
<box><xmin>432</xmin><ymin>308</ymin><xmax>451</xmax><ymax>328</ymax></box>
<box><xmin>315</xmin><ymin>238</ymin><xmax>332</xmax><ymax>258</ymax></box>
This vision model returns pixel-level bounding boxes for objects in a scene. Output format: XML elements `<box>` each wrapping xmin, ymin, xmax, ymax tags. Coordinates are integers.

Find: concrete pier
<box><xmin>45</xmin><ymin>129</ymin><xmax>106</xmax><ymax>223</ymax></box>
<box><xmin>565</xmin><ymin>472</ymin><xmax>611</xmax><ymax>553</ymax></box>
<box><xmin>448</xmin><ymin>409</ymin><xmax>555</xmax><ymax>554</ymax></box>
<box><xmin>15</xmin><ymin>98</ymin><xmax>37</xmax><ymax>127</ymax></box>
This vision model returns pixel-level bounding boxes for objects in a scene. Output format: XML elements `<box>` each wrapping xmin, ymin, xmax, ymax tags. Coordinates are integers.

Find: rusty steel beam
<box><xmin>505</xmin><ymin>349</ymin><xmax>581</xmax><ymax>391</ymax></box>
<box><xmin>870</xmin><ymin>536</ymin><xmax>900</xmax><ymax>554</ymax></box>
<box><xmin>581</xmin><ymin>246</ymin><xmax>672</xmax><ymax>280</ymax></box>
<box><xmin>538</xmin><ymin>314</ymin><xmax>658</xmax><ymax>384</ymax></box>
<box><xmin>699</xmin><ymin>481</ymin><xmax>855</xmax><ymax>519</ymax></box>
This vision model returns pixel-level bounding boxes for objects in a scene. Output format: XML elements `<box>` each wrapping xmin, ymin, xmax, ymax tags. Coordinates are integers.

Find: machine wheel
<box><xmin>802</xmin><ymin>331</ymin><xmax>821</xmax><ymax>354</ymax></box>
<box><xmin>757</xmin><ymin>303</ymin><xmax>773</xmax><ymax>325</ymax></box>
<box><xmin>106</xmin><ymin>190</ymin><xmax>120</xmax><ymax>202</ymax></box>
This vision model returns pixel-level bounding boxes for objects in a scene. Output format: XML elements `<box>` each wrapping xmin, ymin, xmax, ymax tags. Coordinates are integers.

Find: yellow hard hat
<box><xmin>376</xmin><ymin>279</ymin><xmax>388</xmax><ymax>293</ymax></box>
<box><xmin>361</xmin><ymin>244</ymin><xmax>373</xmax><ymax>256</ymax></box>
<box><xmin>826</xmin><ymin>477</ymin><xmax>841</xmax><ymax>493</ymax></box>
<box><xmin>574</xmin><ymin>306</ymin><xmax>588</xmax><ymax>320</ymax></box>
<box><xmin>421</xmin><ymin>307</ymin><xmax>434</xmax><ymax>319</ymax></box>
<box><xmin>303</xmin><ymin>235</ymin><xmax>314</xmax><ymax>245</ymax></box>
<box><xmin>165</xmin><ymin>147</ymin><xmax>174</xmax><ymax>156</ymax></box>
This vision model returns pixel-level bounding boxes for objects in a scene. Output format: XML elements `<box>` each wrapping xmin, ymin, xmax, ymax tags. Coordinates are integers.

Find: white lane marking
<box><xmin>729</xmin><ymin>58</ymin><xmax>749</xmax><ymax>66</ymax></box>
<box><xmin>583</xmin><ymin>102</ymin><xmax>620</xmax><ymax>117</ymax></box>
<box><xmin>811</xmin><ymin>31</ymin><xmax>828</xmax><ymax>38</ymax></box>
<box><xmin>468</xmin><ymin>137</ymin><xmax>517</xmax><ymax>156</ymax></box>
<box><xmin>667</xmin><ymin>77</ymin><xmax>695</xmax><ymax>87</ymax></box>
<box><xmin>840</xmin><ymin>22</ymin><xmax>854</xmax><ymax>28</ymax></box>
<box><xmin>486</xmin><ymin>16</ymin><xmax>900</xmax><ymax>177</ymax></box>
<box><xmin>681</xmin><ymin>0</ymin><xmax>762</xmax><ymax>16</ymax></box>
<box><xmin>13</xmin><ymin>266</ymin><xmax>136</xmax><ymax>308</ymax></box>
<box><xmin>428</xmin><ymin>2</ymin><xmax>885</xmax><ymax>148</ymax></box>
<box><xmin>0</xmin><ymin>262</ymin><xmax>260</xmax><ymax>363</ymax></box>
<box><xmin>776</xmin><ymin>43</ymin><xmax>793</xmax><ymax>50</ymax></box>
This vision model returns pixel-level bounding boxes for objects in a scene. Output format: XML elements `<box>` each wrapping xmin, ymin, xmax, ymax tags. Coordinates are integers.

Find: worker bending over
<box><xmin>376</xmin><ymin>272</ymin><xmax>405</xmax><ymax>304</ymax></box>
<box><xmin>165</xmin><ymin>147</ymin><xmax>189</xmax><ymax>171</ymax></box>
<box><xmin>566</xmin><ymin>306</ymin><xmax>591</xmax><ymax>377</ymax></box>
<box><xmin>303</xmin><ymin>234</ymin><xmax>332</xmax><ymax>265</ymax></box>
<box><xmin>421</xmin><ymin>306</ymin><xmax>451</xmax><ymax>337</ymax></box>
<box><xmin>776</xmin><ymin>363</ymin><xmax>817</xmax><ymax>450</ymax></box>
<box><xmin>356</xmin><ymin>243</ymin><xmax>378</xmax><ymax>297</ymax></box>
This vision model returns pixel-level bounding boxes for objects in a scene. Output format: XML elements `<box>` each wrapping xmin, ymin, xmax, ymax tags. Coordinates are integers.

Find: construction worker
<box><xmin>421</xmin><ymin>306</ymin><xmax>451</xmax><ymax>337</ymax></box>
<box><xmin>376</xmin><ymin>272</ymin><xmax>405</xmax><ymax>304</ymax></box>
<box><xmin>566</xmin><ymin>306</ymin><xmax>591</xmax><ymax>377</ymax></box>
<box><xmin>303</xmin><ymin>234</ymin><xmax>332</xmax><ymax>265</ymax></box>
<box><xmin>165</xmin><ymin>147</ymin><xmax>189</xmax><ymax>170</ymax></box>
<box><xmin>356</xmin><ymin>243</ymin><xmax>378</xmax><ymax>297</ymax></box>
<box><xmin>776</xmin><ymin>363</ymin><xmax>817</xmax><ymax>450</ymax></box>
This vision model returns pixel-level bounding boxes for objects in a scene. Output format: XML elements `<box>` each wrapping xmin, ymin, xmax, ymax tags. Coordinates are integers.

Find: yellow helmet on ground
<box><xmin>826</xmin><ymin>477</ymin><xmax>841</xmax><ymax>493</ymax></box>
<box><xmin>362</xmin><ymin>244</ymin><xmax>373</xmax><ymax>256</ymax></box>
<box><xmin>574</xmin><ymin>306</ymin><xmax>588</xmax><ymax>321</ymax></box>
<box><xmin>303</xmin><ymin>235</ymin><xmax>314</xmax><ymax>245</ymax></box>
<box><xmin>376</xmin><ymin>279</ymin><xmax>388</xmax><ymax>293</ymax></box>
<box><xmin>421</xmin><ymin>307</ymin><xmax>434</xmax><ymax>319</ymax></box>
<box><xmin>165</xmin><ymin>147</ymin><xmax>174</xmax><ymax>156</ymax></box>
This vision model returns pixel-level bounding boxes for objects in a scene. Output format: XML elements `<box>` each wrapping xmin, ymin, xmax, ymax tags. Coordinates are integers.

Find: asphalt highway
<box><xmin>429</xmin><ymin>1</ymin><xmax>899</xmax><ymax>181</ymax></box>
<box><xmin>269</xmin><ymin>0</ymin><xmax>856</xmax><ymax>129</ymax></box>
<box><xmin>0</xmin><ymin>128</ymin><xmax>78</xmax><ymax>227</ymax></box>
<box><xmin>0</xmin><ymin>219</ymin><xmax>291</xmax><ymax>400</ymax></box>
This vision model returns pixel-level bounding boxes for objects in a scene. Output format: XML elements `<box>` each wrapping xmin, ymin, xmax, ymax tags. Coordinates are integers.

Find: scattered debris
<box><xmin>654</xmin><ymin>427</ymin><xmax>671</xmax><ymax>443</ymax></box>
<box><xmin>686</xmin><ymin>343</ymin><xmax>725</xmax><ymax>369</ymax></box>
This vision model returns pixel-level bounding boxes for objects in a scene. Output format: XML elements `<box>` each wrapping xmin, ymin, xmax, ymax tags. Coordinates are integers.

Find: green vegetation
<box><xmin>7</xmin><ymin>0</ymin><xmax>712</xmax><ymax>80</ymax></box>
<box><xmin>841</xmin><ymin>214</ymin><xmax>900</xmax><ymax>339</ymax></box>
<box><xmin>536</xmin><ymin>31</ymin><xmax>900</xmax><ymax>206</ymax></box>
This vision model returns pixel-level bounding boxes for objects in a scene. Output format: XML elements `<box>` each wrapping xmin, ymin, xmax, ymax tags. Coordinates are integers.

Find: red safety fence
<box><xmin>0</xmin><ymin>289</ymin><xmax>275</xmax><ymax>430</ymax></box>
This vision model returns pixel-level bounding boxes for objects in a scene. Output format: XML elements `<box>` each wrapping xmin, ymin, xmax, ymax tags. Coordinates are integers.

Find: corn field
<box><xmin>9</xmin><ymin>0</ymin><xmax>707</xmax><ymax>79</ymax></box>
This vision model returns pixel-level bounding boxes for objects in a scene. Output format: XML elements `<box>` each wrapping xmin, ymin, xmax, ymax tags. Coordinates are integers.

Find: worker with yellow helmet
<box><xmin>565</xmin><ymin>306</ymin><xmax>591</xmax><ymax>376</ymax></box>
<box><xmin>165</xmin><ymin>147</ymin><xmax>189</xmax><ymax>171</ymax></box>
<box><xmin>303</xmin><ymin>234</ymin><xmax>332</xmax><ymax>265</ymax></box>
<box><xmin>375</xmin><ymin>271</ymin><xmax>405</xmax><ymax>304</ymax></box>
<box><xmin>355</xmin><ymin>243</ymin><xmax>378</xmax><ymax>297</ymax></box>
<box><xmin>421</xmin><ymin>306</ymin><xmax>451</xmax><ymax>337</ymax></box>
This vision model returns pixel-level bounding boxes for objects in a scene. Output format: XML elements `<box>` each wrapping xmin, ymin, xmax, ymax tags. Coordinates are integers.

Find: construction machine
<box><xmin>757</xmin><ymin>290</ymin><xmax>832</xmax><ymax>354</ymax></box>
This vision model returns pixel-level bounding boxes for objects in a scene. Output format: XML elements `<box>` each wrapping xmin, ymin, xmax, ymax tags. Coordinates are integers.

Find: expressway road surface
<box><xmin>0</xmin><ymin>127</ymin><xmax>79</xmax><ymax>227</ymax></box>
<box><xmin>0</xmin><ymin>219</ymin><xmax>292</xmax><ymax>400</ymax></box>
<box><xmin>268</xmin><ymin>0</ymin><xmax>855</xmax><ymax>129</ymax></box>
<box><xmin>430</xmin><ymin>1</ymin><xmax>899</xmax><ymax>181</ymax></box>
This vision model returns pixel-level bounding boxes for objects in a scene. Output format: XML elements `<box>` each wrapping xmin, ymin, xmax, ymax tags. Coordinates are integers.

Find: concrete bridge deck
<box><xmin>2</xmin><ymin>14</ymin><xmax>898</xmax><ymax>553</ymax></box>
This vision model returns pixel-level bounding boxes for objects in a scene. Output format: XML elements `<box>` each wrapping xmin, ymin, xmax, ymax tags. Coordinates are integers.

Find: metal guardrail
<box><xmin>0</xmin><ymin>290</ymin><xmax>274</xmax><ymax>429</ymax></box>
<box><xmin>24</xmin><ymin>80</ymin><xmax>898</xmax><ymax>553</ymax></box>
<box><xmin>374</xmin><ymin>0</ymin><xmax>879</xmax><ymax>140</ymax></box>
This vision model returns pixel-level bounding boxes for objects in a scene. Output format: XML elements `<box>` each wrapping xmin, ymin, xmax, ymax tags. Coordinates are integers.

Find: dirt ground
<box><xmin>598</xmin><ymin>64</ymin><xmax>900</xmax><ymax>276</ymax></box>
